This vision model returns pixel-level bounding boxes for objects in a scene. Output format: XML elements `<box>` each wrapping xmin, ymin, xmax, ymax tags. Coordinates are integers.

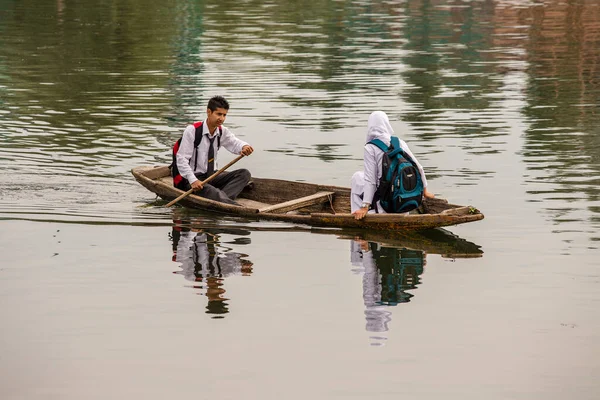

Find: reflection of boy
<box><xmin>171</xmin><ymin>229</ymin><xmax>253</xmax><ymax>316</ymax></box>
<box><xmin>173</xmin><ymin>230</ymin><xmax>253</xmax><ymax>279</ymax></box>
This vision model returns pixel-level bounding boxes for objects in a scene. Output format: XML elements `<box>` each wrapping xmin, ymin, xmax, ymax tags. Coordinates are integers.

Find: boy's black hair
<box><xmin>207</xmin><ymin>95</ymin><xmax>230</xmax><ymax>111</ymax></box>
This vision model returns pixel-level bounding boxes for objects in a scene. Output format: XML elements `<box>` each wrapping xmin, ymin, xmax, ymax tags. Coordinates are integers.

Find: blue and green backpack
<box><xmin>368</xmin><ymin>136</ymin><xmax>424</xmax><ymax>213</ymax></box>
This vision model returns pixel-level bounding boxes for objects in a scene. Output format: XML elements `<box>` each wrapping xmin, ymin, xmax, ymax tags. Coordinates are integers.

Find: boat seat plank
<box><xmin>258</xmin><ymin>191</ymin><xmax>335</xmax><ymax>214</ymax></box>
<box><xmin>236</xmin><ymin>198</ymin><xmax>271</xmax><ymax>209</ymax></box>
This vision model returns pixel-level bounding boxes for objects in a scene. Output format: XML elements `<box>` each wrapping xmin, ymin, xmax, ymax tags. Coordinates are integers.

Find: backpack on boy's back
<box><xmin>169</xmin><ymin>121</ymin><xmax>221</xmax><ymax>189</ymax></box>
<box><xmin>368</xmin><ymin>136</ymin><xmax>424</xmax><ymax>213</ymax></box>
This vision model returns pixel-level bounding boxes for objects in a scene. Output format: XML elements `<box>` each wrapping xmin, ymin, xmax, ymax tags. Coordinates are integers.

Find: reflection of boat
<box><xmin>173</xmin><ymin>210</ymin><xmax>484</xmax><ymax>259</ymax></box>
<box><xmin>132</xmin><ymin>165</ymin><xmax>484</xmax><ymax>231</ymax></box>
<box><xmin>335</xmin><ymin>227</ymin><xmax>483</xmax><ymax>259</ymax></box>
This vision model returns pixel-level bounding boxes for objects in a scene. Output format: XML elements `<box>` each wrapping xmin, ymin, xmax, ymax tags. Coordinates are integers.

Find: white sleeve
<box><xmin>219</xmin><ymin>126</ymin><xmax>249</xmax><ymax>155</ymax></box>
<box><xmin>400</xmin><ymin>140</ymin><xmax>428</xmax><ymax>188</ymax></box>
<box><xmin>175</xmin><ymin>125</ymin><xmax>199</xmax><ymax>184</ymax></box>
<box><xmin>362</xmin><ymin>145</ymin><xmax>379</xmax><ymax>205</ymax></box>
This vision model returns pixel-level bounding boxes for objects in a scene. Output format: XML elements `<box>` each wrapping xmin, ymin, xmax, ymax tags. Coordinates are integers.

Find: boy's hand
<box><xmin>240</xmin><ymin>145</ymin><xmax>254</xmax><ymax>156</ymax></box>
<box><xmin>191</xmin><ymin>180</ymin><xmax>204</xmax><ymax>191</ymax></box>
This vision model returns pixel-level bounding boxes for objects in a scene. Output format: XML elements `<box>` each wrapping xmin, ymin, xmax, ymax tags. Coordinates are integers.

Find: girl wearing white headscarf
<box><xmin>351</xmin><ymin>111</ymin><xmax>434</xmax><ymax>220</ymax></box>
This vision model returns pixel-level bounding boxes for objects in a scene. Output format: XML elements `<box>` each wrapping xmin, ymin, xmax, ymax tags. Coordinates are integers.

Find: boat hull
<box><xmin>132</xmin><ymin>165</ymin><xmax>484</xmax><ymax>231</ymax></box>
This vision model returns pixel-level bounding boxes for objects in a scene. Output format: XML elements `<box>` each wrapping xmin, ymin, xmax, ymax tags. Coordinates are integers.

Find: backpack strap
<box><xmin>191</xmin><ymin>122</ymin><xmax>223</xmax><ymax>171</ymax></box>
<box><xmin>194</xmin><ymin>122</ymin><xmax>222</xmax><ymax>147</ymax></box>
<box><xmin>191</xmin><ymin>122</ymin><xmax>204</xmax><ymax>171</ymax></box>
<box><xmin>390</xmin><ymin>136</ymin><xmax>419</xmax><ymax>165</ymax></box>
<box><xmin>193</xmin><ymin>121</ymin><xmax>204</xmax><ymax>147</ymax></box>
<box><xmin>368</xmin><ymin>137</ymin><xmax>403</xmax><ymax>156</ymax></box>
<box><xmin>387</xmin><ymin>136</ymin><xmax>403</xmax><ymax>157</ymax></box>
<box><xmin>170</xmin><ymin>123</ymin><xmax>204</xmax><ymax>171</ymax></box>
<box><xmin>367</xmin><ymin>138</ymin><xmax>389</xmax><ymax>152</ymax></box>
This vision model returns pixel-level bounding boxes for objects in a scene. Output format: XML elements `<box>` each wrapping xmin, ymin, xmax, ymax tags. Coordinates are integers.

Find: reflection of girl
<box><xmin>351</xmin><ymin>240</ymin><xmax>426</xmax><ymax>338</ymax></box>
<box><xmin>351</xmin><ymin>111</ymin><xmax>434</xmax><ymax>220</ymax></box>
<box><xmin>351</xmin><ymin>239</ymin><xmax>392</xmax><ymax>334</ymax></box>
<box><xmin>374</xmin><ymin>247</ymin><xmax>425</xmax><ymax>305</ymax></box>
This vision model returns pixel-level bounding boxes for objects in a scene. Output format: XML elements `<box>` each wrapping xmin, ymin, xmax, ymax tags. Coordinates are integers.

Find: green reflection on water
<box><xmin>0</xmin><ymin>0</ymin><xmax>598</xmax><ymax>236</ymax></box>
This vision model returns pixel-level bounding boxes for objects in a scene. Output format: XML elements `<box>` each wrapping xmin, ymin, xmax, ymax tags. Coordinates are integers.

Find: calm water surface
<box><xmin>1</xmin><ymin>1</ymin><xmax>599</xmax><ymax>399</ymax></box>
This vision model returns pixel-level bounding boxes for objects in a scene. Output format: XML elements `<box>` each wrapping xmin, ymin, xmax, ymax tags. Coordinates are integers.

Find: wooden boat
<box><xmin>132</xmin><ymin>165</ymin><xmax>484</xmax><ymax>231</ymax></box>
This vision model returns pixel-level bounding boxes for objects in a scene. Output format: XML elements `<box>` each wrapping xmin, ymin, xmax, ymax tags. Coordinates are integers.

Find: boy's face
<box><xmin>207</xmin><ymin>107</ymin><xmax>228</xmax><ymax>129</ymax></box>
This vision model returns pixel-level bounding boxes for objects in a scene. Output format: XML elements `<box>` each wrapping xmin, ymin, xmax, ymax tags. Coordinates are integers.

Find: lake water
<box><xmin>1</xmin><ymin>1</ymin><xmax>599</xmax><ymax>399</ymax></box>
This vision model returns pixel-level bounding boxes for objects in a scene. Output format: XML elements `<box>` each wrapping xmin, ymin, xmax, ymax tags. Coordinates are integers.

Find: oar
<box><xmin>166</xmin><ymin>155</ymin><xmax>245</xmax><ymax>207</ymax></box>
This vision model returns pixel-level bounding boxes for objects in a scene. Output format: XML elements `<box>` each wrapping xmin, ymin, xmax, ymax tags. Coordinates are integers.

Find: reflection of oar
<box><xmin>166</xmin><ymin>155</ymin><xmax>244</xmax><ymax>207</ymax></box>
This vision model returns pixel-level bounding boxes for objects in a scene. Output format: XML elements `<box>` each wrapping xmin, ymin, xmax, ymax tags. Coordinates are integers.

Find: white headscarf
<box><xmin>365</xmin><ymin>111</ymin><xmax>394</xmax><ymax>146</ymax></box>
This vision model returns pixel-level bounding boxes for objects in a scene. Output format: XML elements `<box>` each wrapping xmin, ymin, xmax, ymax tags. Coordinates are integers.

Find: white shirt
<box><xmin>175</xmin><ymin>120</ymin><xmax>249</xmax><ymax>184</ymax></box>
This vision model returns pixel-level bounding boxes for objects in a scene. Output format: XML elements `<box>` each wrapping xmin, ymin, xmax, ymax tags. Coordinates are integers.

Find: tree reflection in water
<box><xmin>351</xmin><ymin>240</ymin><xmax>425</xmax><ymax>346</ymax></box>
<box><xmin>170</xmin><ymin>225</ymin><xmax>253</xmax><ymax>318</ymax></box>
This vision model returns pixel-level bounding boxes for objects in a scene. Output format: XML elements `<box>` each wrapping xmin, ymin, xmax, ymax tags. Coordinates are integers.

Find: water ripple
<box><xmin>0</xmin><ymin>0</ymin><xmax>598</xmax><ymax>244</ymax></box>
